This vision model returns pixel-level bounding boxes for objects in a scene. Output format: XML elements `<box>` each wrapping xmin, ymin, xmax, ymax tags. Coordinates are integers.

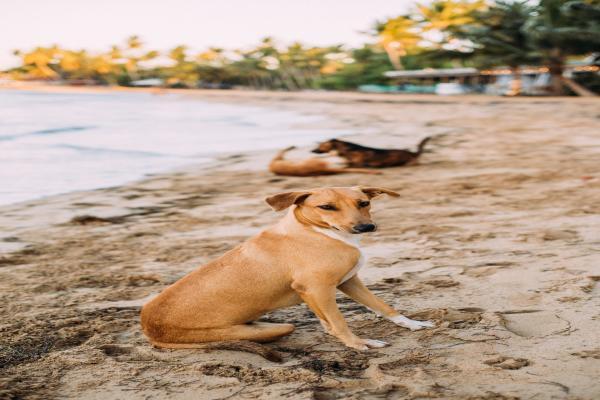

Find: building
<box><xmin>381</xmin><ymin>61</ymin><xmax>599</xmax><ymax>95</ymax></box>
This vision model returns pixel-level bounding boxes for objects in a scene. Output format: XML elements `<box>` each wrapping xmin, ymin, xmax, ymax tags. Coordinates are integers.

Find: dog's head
<box><xmin>311</xmin><ymin>139</ymin><xmax>340</xmax><ymax>154</ymax></box>
<box><xmin>265</xmin><ymin>186</ymin><xmax>399</xmax><ymax>234</ymax></box>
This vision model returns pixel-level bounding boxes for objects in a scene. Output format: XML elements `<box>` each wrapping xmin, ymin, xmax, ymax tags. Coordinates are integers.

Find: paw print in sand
<box><xmin>484</xmin><ymin>356</ymin><xmax>529</xmax><ymax>370</ymax></box>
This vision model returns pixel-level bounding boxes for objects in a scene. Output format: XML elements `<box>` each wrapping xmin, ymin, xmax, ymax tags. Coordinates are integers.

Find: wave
<box><xmin>56</xmin><ymin>144</ymin><xmax>180</xmax><ymax>158</ymax></box>
<box><xmin>0</xmin><ymin>126</ymin><xmax>94</xmax><ymax>141</ymax></box>
<box><xmin>32</xmin><ymin>126</ymin><xmax>93</xmax><ymax>135</ymax></box>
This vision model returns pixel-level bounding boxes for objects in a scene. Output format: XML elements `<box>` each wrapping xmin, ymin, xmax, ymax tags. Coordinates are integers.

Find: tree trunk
<box><xmin>561</xmin><ymin>76</ymin><xmax>597</xmax><ymax>97</ymax></box>
<box><xmin>383</xmin><ymin>42</ymin><xmax>404</xmax><ymax>70</ymax></box>
<box><xmin>549</xmin><ymin>69</ymin><xmax>564</xmax><ymax>95</ymax></box>
<box><xmin>508</xmin><ymin>66</ymin><xmax>522</xmax><ymax>96</ymax></box>
<box><xmin>548</xmin><ymin>50</ymin><xmax>565</xmax><ymax>96</ymax></box>
<box><xmin>279</xmin><ymin>70</ymin><xmax>298</xmax><ymax>91</ymax></box>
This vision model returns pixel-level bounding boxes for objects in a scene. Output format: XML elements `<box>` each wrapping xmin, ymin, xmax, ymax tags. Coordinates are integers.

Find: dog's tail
<box><xmin>271</xmin><ymin>146</ymin><xmax>296</xmax><ymax>161</ymax></box>
<box><xmin>416</xmin><ymin>136</ymin><xmax>431</xmax><ymax>156</ymax></box>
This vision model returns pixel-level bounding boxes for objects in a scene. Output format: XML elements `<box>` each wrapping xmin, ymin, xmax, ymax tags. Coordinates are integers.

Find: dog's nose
<box><xmin>353</xmin><ymin>223</ymin><xmax>376</xmax><ymax>233</ymax></box>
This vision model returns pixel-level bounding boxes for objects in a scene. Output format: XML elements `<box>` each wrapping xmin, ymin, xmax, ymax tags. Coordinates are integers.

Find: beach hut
<box><xmin>384</xmin><ymin>68</ymin><xmax>484</xmax><ymax>94</ymax></box>
<box><xmin>384</xmin><ymin>61</ymin><xmax>599</xmax><ymax>95</ymax></box>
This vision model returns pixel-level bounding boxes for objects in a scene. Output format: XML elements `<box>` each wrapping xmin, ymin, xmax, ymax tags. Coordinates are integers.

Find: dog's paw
<box><xmin>363</xmin><ymin>339</ymin><xmax>390</xmax><ymax>348</ymax></box>
<box><xmin>345</xmin><ymin>338</ymin><xmax>390</xmax><ymax>350</ymax></box>
<box><xmin>389</xmin><ymin>315</ymin><xmax>435</xmax><ymax>331</ymax></box>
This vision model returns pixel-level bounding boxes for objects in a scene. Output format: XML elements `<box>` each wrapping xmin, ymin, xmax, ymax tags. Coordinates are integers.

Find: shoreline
<box><xmin>0</xmin><ymin>86</ymin><xmax>345</xmax><ymax>209</ymax></box>
<box><xmin>1</xmin><ymin>88</ymin><xmax>599</xmax><ymax>399</ymax></box>
<box><xmin>3</xmin><ymin>80</ymin><xmax>594</xmax><ymax>103</ymax></box>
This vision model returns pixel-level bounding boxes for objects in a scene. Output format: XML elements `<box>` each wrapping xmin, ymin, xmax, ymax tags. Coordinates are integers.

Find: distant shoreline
<box><xmin>3</xmin><ymin>80</ymin><xmax>590</xmax><ymax>104</ymax></box>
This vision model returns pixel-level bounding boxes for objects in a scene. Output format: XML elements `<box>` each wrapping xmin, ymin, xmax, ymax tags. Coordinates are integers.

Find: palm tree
<box><xmin>126</xmin><ymin>35</ymin><xmax>143</xmax><ymax>50</ymax></box>
<box><xmin>19</xmin><ymin>47</ymin><xmax>57</xmax><ymax>78</ymax></box>
<box><xmin>166</xmin><ymin>45</ymin><xmax>200</xmax><ymax>87</ymax></box>
<box><xmin>417</xmin><ymin>0</ymin><xmax>486</xmax><ymax>53</ymax></box>
<box><xmin>168</xmin><ymin>45</ymin><xmax>187</xmax><ymax>64</ymax></box>
<box><xmin>418</xmin><ymin>0</ymin><xmax>485</xmax><ymax>32</ymax></box>
<box><xmin>197</xmin><ymin>47</ymin><xmax>226</xmax><ymax>66</ymax></box>
<box><xmin>524</xmin><ymin>0</ymin><xmax>600</xmax><ymax>95</ymax></box>
<box><xmin>376</xmin><ymin>16</ymin><xmax>421</xmax><ymax>69</ymax></box>
<box><xmin>456</xmin><ymin>1</ymin><xmax>538</xmax><ymax>95</ymax></box>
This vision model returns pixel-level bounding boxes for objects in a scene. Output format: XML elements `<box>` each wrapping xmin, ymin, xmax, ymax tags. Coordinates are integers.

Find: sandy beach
<box><xmin>1</xmin><ymin>88</ymin><xmax>599</xmax><ymax>399</ymax></box>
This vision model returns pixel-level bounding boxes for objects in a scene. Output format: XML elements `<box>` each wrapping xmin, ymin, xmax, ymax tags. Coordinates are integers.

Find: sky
<box><xmin>0</xmin><ymin>0</ymin><xmax>415</xmax><ymax>69</ymax></box>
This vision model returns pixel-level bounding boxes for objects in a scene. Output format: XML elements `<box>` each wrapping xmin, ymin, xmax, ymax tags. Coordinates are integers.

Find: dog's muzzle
<box><xmin>352</xmin><ymin>223</ymin><xmax>376</xmax><ymax>233</ymax></box>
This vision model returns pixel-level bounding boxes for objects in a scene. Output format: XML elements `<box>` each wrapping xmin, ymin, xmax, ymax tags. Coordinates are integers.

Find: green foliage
<box><xmin>454</xmin><ymin>1</ymin><xmax>539</xmax><ymax>68</ymax></box>
<box><xmin>318</xmin><ymin>46</ymin><xmax>392</xmax><ymax>90</ymax></box>
<box><xmin>525</xmin><ymin>0</ymin><xmax>600</xmax><ymax>56</ymax></box>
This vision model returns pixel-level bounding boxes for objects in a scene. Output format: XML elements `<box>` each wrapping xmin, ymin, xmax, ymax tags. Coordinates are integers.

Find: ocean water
<box><xmin>0</xmin><ymin>90</ymin><xmax>338</xmax><ymax>206</ymax></box>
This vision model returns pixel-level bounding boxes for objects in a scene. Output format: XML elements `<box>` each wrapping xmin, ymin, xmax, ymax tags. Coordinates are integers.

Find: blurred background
<box><xmin>1</xmin><ymin>0</ymin><xmax>599</xmax><ymax>204</ymax></box>
<box><xmin>2</xmin><ymin>0</ymin><xmax>599</xmax><ymax>96</ymax></box>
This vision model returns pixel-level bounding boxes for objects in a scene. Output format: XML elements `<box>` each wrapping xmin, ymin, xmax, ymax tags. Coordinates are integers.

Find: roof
<box><xmin>130</xmin><ymin>78</ymin><xmax>164</xmax><ymax>87</ymax></box>
<box><xmin>384</xmin><ymin>68</ymin><xmax>479</xmax><ymax>78</ymax></box>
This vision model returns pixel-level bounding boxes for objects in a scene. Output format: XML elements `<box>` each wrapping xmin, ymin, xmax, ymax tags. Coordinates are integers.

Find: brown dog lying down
<box><xmin>269</xmin><ymin>146</ymin><xmax>381</xmax><ymax>177</ymax></box>
<box><xmin>312</xmin><ymin>137</ymin><xmax>431</xmax><ymax>168</ymax></box>
<box><xmin>141</xmin><ymin>187</ymin><xmax>434</xmax><ymax>351</ymax></box>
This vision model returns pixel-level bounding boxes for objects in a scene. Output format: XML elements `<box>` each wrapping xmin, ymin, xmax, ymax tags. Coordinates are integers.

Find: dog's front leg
<box><xmin>291</xmin><ymin>281</ymin><xmax>388</xmax><ymax>350</ymax></box>
<box><xmin>338</xmin><ymin>275</ymin><xmax>434</xmax><ymax>331</ymax></box>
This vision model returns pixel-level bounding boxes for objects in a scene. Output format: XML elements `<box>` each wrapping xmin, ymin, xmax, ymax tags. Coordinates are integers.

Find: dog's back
<box><xmin>328</xmin><ymin>137</ymin><xmax>430</xmax><ymax>168</ymax></box>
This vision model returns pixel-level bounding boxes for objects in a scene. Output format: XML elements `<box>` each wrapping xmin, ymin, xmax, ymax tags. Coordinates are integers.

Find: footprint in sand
<box><xmin>571</xmin><ymin>349</ymin><xmax>600</xmax><ymax>359</ymax></box>
<box><xmin>410</xmin><ymin>308</ymin><xmax>483</xmax><ymax>329</ymax></box>
<box><xmin>463</xmin><ymin>261</ymin><xmax>516</xmax><ymax>278</ymax></box>
<box><xmin>557</xmin><ymin>296</ymin><xmax>582</xmax><ymax>303</ymax></box>
<box><xmin>581</xmin><ymin>276</ymin><xmax>600</xmax><ymax>294</ymax></box>
<box><xmin>98</xmin><ymin>344</ymin><xmax>135</xmax><ymax>356</ymax></box>
<box><xmin>470</xmin><ymin>391</ymin><xmax>520</xmax><ymax>400</ymax></box>
<box><xmin>484</xmin><ymin>356</ymin><xmax>529</xmax><ymax>370</ymax></box>
<box><xmin>371</xmin><ymin>272</ymin><xmax>460</xmax><ymax>293</ymax></box>
<box><xmin>541</xmin><ymin>229</ymin><xmax>580</xmax><ymax>242</ymax></box>
<box><xmin>499</xmin><ymin>311</ymin><xmax>571</xmax><ymax>338</ymax></box>
<box><xmin>70</xmin><ymin>214</ymin><xmax>125</xmax><ymax>225</ymax></box>
<box><xmin>423</xmin><ymin>278</ymin><xmax>460</xmax><ymax>288</ymax></box>
<box><xmin>378</xmin><ymin>351</ymin><xmax>432</xmax><ymax>374</ymax></box>
<box><xmin>98</xmin><ymin>344</ymin><xmax>170</xmax><ymax>362</ymax></box>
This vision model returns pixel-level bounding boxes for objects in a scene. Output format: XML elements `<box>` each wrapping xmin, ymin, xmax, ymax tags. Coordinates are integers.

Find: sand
<box><xmin>1</xmin><ymin>87</ymin><xmax>599</xmax><ymax>400</ymax></box>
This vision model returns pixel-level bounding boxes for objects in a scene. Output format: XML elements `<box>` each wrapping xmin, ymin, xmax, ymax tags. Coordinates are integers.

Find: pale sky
<box><xmin>0</xmin><ymin>0</ymin><xmax>415</xmax><ymax>69</ymax></box>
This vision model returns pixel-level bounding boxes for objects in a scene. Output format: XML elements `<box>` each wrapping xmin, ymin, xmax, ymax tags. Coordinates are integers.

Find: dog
<box><xmin>269</xmin><ymin>146</ymin><xmax>381</xmax><ymax>177</ymax></box>
<box><xmin>312</xmin><ymin>137</ymin><xmax>431</xmax><ymax>168</ymax></box>
<box><xmin>141</xmin><ymin>186</ymin><xmax>434</xmax><ymax>351</ymax></box>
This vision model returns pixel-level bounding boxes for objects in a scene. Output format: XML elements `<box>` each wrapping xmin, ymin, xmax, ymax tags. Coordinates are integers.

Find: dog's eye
<box><xmin>318</xmin><ymin>204</ymin><xmax>337</xmax><ymax>211</ymax></box>
<box><xmin>358</xmin><ymin>201</ymin><xmax>370</xmax><ymax>208</ymax></box>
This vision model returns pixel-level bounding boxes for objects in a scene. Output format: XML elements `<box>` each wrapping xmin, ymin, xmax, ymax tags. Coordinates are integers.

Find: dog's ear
<box><xmin>265</xmin><ymin>191</ymin><xmax>311</xmax><ymax>211</ymax></box>
<box><xmin>359</xmin><ymin>187</ymin><xmax>400</xmax><ymax>199</ymax></box>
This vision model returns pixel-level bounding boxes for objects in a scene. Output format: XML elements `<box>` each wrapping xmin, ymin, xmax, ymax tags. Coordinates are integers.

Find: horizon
<box><xmin>0</xmin><ymin>0</ymin><xmax>417</xmax><ymax>69</ymax></box>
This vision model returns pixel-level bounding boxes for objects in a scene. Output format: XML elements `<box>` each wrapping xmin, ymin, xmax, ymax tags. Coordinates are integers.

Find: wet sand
<box><xmin>1</xmin><ymin>88</ymin><xmax>599</xmax><ymax>399</ymax></box>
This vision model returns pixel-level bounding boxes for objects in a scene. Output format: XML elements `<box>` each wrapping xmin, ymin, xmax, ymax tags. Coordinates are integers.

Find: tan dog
<box><xmin>141</xmin><ymin>186</ymin><xmax>433</xmax><ymax>351</ymax></box>
<box><xmin>269</xmin><ymin>146</ymin><xmax>381</xmax><ymax>177</ymax></box>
